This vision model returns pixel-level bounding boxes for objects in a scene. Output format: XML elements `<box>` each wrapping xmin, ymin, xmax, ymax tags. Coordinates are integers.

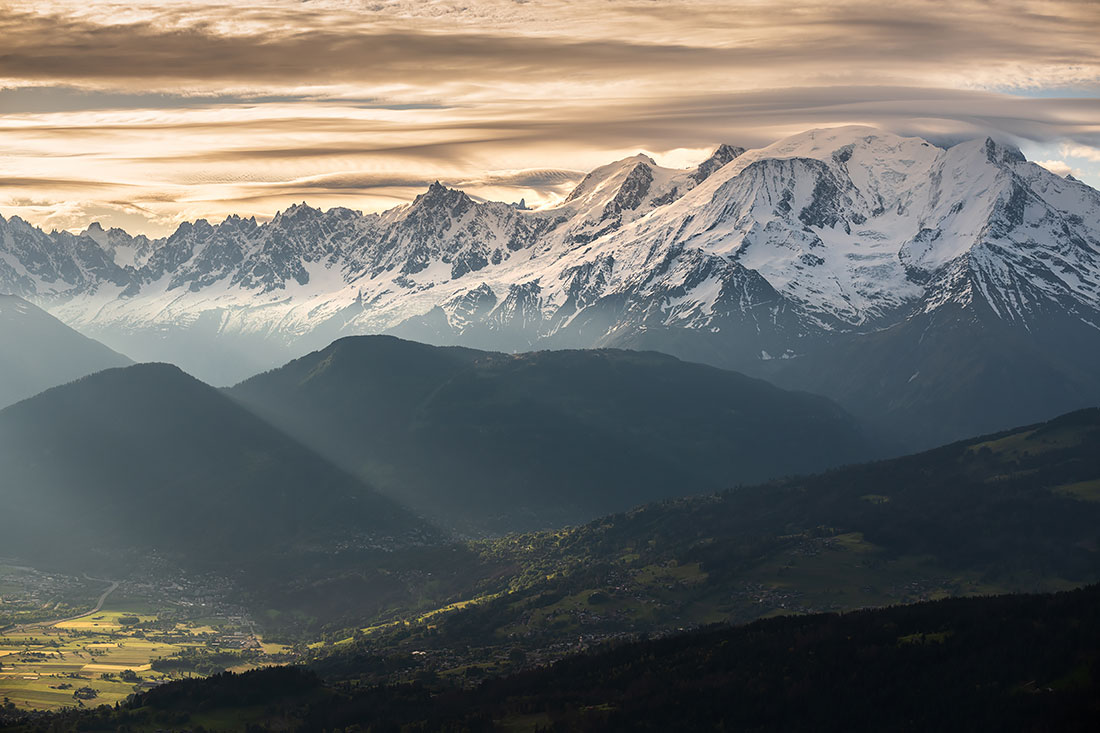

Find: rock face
<box><xmin>4</xmin><ymin>126</ymin><xmax>1100</xmax><ymax>446</ymax></box>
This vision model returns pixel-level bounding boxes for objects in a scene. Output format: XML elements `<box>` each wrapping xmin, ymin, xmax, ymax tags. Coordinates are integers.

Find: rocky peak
<box><xmin>691</xmin><ymin>143</ymin><xmax>746</xmax><ymax>183</ymax></box>
<box><xmin>983</xmin><ymin>137</ymin><xmax>1026</xmax><ymax>166</ymax></box>
<box><xmin>603</xmin><ymin>162</ymin><xmax>655</xmax><ymax>217</ymax></box>
<box><xmin>408</xmin><ymin>182</ymin><xmax>473</xmax><ymax>216</ymax></box>
<box><xmin>565</xmin><ymin>154</ymin><xmax>657</xmax><ymax>205</ymax></box>
<box><xmin>274</xmin><ymin>202</ymin><xmax>321</xmax><ymax>223</ymax></box>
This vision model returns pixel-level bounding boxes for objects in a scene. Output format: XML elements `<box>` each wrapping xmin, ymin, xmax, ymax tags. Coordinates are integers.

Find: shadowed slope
<box><xmin>0</xmin><ymin>363</ymin><xmax>440</xmax><ymax>569</ymax></box>
<box><xmin>230</xmin><ymin>335</ymin><xmax>882</xmax><ymax>533</ymax></box>
<box><xmin>0</xmin><ymin>294</ymin><xmax>131</xmax><ymax>409</ymax></box>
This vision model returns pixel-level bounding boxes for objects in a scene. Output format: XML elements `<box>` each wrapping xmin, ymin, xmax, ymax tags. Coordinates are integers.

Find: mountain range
<box><xmin>0</xmin><ymin>336</ymin><xmax>881</xmax><ymax>561</ymax></box>
<box><xmin>4</xmin><ymin>126</ymin><xmax>1099</xmax><ymax>446</ymax></box>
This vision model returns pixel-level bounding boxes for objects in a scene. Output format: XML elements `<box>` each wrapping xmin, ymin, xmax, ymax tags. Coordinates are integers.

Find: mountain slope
<box><xmin>3</xmin><ymin>127</ymin><xmax>1099</xmax><ymax>445</ymax></box>
<box><xmin>0</xmin><ymin>363</ymin><xmax>439</xmax><ymax>570</ymax></box>
<box><xmin>769</xmin><ymin>297</ymin><xmax>1100</xmax><ymax>446</ymax></box>
<box><xmin>229</xmin><ymin>336</ymin><xmax>880</xmax><ymax>533</ymax></box>
<box><xmin>24</xmin><ymin>410</ymin><xmax>1099</xmax><ymax>731</ymax></box>
<box><xmin>0</xmin><ymin>294</ymin><xmax>131</xmax><ymax>408</ymax></box>
<box><xmin>272</xmin><ymin>407</ymin><xmax>1100</xmax><ymax>646</ymax></box>
<box><xmin>14</xmin><ymin>585</ymin><xmax>1099</xmax><ymax>732</ymax></box>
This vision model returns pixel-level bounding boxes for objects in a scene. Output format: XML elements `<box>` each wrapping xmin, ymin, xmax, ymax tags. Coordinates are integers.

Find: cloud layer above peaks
<box><xmin>1</xmin><ymin>0</ymin><xmax>1098</xmax><ymax>234</ymax></box>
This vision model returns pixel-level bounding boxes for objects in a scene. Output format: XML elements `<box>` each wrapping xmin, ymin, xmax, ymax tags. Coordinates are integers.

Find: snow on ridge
<box><xmin>1</xmin><ymin>127</ymin><xmax>1098</xmax><ymax>366</ymax></box>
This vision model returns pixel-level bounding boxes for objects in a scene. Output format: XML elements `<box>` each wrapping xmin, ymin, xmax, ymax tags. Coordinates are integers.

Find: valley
<box><xmin>6</xmin><ymin>584</ymin><xmax>1097</xmax><ymax>731</ymax></box>
<box><xmin>4</xmin><ymin>0</ymin><xmax>1099</xmax><ymax>728</ymax></box>
<box><xmin>6</xmin><ymin>405</ymin><xmax>1092</xmax><ymax>718</ymax></box>
<box><xmin>0</xmin><ymin>565</ymin><xmax>292</xmax><ymax>712</ymax></box>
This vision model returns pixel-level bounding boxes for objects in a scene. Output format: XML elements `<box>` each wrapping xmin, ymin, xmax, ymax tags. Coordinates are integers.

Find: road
<box><xmin>9</xmin><ymin>576</ymin><xmax>119</xmax><ymax>633</ymax></box>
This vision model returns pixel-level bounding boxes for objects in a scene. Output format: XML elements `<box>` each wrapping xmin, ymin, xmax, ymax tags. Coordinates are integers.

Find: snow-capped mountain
<box><xmin>2</xmin><ymin>126</ymin><xmax>1099</xmax><ymax>445</ymax></box>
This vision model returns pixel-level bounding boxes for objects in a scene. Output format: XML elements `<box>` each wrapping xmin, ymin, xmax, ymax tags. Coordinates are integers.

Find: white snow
<box><xmin>2</xmin><ymin>125</ymin><xmax>1098</xmax><ymax>375</ymax></box>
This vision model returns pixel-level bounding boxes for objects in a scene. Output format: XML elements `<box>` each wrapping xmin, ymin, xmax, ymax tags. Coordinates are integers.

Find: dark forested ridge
<box><xmin>229</xmin><ymin>335</ymin><xmax>883</xmax><ymax>533</ymax></box>
<box><xmin>239</xmin><ymin>407</ymin><xmax>1100</xmax><ymax>652</ymax></box>
<box><xmin>312</xmin><ymin>406</ymin><xmax>1097</xmax><ymax>642</ymax></box>
<box><xmin>0</xmin><ymin>363</ymin><xmax>440</xmax><ymax>570</ymax></box>
<box><xmin>7</xmin><ymin>584</ymin><xmax>1098</xmax><ymax>731</ymax></box>
<box><xmin>2</xmin><ymin>357</ymin><xmax>1098</xmax><ymax>729</ymax></box>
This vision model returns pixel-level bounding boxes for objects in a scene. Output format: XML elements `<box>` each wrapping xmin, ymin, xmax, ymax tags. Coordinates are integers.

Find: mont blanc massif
<box><xmin>3</xmin><ymin>126</ymin><xmax>1100</xmax><ymax>729</ymax></box>
<box><xmin>4</xmin><ymin>127</ymin><xmax>1099</xmax><ymax>448</ymax></box>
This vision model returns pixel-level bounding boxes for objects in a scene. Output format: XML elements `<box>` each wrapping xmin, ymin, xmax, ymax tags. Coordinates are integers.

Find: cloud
<box><xmin>237</xmin><ymin>168</ymin><xmax>585</xmax><ymax>193</ymax></box>
<box><xmin>0</xmin><ymin>176</ymin><xmax>137</xmax><ymax>191</ymax></box>
<box><xmin>1061</xmin><ymin>143</ymin><xmax>1100</xmax><ymax>163</ymax></box>
<box><xmin>2</xmin><ymin>2</ymin><xmax>1098</xmax><ymax>96</ymax></box>
<box><xmin>0</xmin><ymin>1</ymin><xmax>1098</xmax><ymax>235</ymax></box>
<box><xmin>1036</xmin><ymin>160</ymin><xmax>1079</xmax><ymax>177</ymax></box>
<box><xmin>453</xmin><ymin>169</ymin><xmax>584</xmax><ymax>188</ymax></box>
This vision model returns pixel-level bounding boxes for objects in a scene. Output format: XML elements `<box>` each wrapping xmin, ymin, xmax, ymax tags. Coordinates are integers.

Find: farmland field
<box><xmin>0</xmin><ymin>590</ymin><xmax>290</xmax><ymax>712</ymax></box>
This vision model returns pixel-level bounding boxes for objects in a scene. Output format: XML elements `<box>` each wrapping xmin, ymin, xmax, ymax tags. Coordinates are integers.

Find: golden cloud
<box><xmin>0</xmin><ymin>0</ymin><xmax>1098</xmax><ymax>235</ymax></box>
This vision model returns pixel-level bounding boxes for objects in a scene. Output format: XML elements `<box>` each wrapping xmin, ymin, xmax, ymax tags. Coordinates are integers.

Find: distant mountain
<box><xmin>229</xmin><ymin>336</ymin><xmax>880</xmax><ymax>533</ymax></box>
<box><xmin>0</xmin><ymin>363</ymin><xmax>439</xmax><ymax>570</ymax></box>
<box><xmin>3</xmin><ymin>127</ymin><xmax>1099</xmax><ymax>445</ymax></box>
<box><xmin>0</xmin><ymin>294</ymin><xmax>131</xmax><ymax>409</ymax></box>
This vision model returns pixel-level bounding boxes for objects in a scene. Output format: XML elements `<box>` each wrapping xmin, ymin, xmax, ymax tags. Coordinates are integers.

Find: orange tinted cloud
<box><xmin>1</xmin><ymin>0</ymin><xmax>1098</xmax><ymax>234</ymax></box>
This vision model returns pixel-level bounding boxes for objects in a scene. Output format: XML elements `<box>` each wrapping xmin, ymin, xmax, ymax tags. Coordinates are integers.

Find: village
<box><xmin>0</xmin><ymin>562</ymin><xmax>293</xmax><ymax>712</ymax></box>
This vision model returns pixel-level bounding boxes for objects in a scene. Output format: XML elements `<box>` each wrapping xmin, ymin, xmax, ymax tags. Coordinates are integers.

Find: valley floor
<box><xmin>0</xmin><ymin>565</ymin><xmax>294</xmax><ymax>713</ymax></box>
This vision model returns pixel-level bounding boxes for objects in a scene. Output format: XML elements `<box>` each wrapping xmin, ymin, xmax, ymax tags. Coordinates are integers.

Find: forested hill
<box><xmin>0</xmin><ymin>363</ymin><xmax>441</xmax><ymax>570</ymax></box>
<box><xmin>247</xmin><ymin>407</ymin><xmax>1100</xmax><ymax>647</ymax></box>
<box><xmin>229</xmin><ymin>334</ymin><xmax>883</xmax><ymax>533</ymax></box>
<box><xmin>7</xmin><ymin>584</ymin><xmax>1098</xmax><ymax>731</ymax></box>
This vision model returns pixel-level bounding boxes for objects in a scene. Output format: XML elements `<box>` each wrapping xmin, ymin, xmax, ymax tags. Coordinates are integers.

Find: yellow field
<box><xmin>0</xmin><ymin>606</ymin><xmax>260</xmax><ymax>712</ymax></box>
<box><xmin>55</xmin><ymin>609</ymin><xmax>157</xmax><ymax>631</ymax></box>
<box><xmin>81</xmin><ymin>663</ymin><xmax>153</xmax><ymax>673</ymax></box>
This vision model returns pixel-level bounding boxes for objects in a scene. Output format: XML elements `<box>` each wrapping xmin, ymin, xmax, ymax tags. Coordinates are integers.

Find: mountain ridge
<box><xmin>0</xmin><ymin>361</ymin><xmax>441</xmax><ymax>571</ymax></box>
<box><xmin>4</xmin><ymin>125</ymin><xmax>1099</xmax><ymax>445</ymax></box>
<box><xmin>0</xmin><ymin>294</ymin><xmax>132</xmax><ymax>409</ymax></box>
<box><xmin>228</xmin><ymin>334</ymin><xmax>882</xmax><ymax>534</ymax></box>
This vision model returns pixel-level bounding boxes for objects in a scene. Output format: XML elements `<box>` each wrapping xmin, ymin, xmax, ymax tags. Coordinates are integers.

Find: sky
<box><xmin>0</xmin><ymin>0</ymin><xmax>1098</xmax><ymax>236</ymax></box>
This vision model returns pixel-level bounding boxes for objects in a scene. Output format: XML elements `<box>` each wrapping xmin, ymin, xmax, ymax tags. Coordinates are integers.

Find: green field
<box><xmin>1052</xmin><ymin>479</ymin><xmax>1100</xmax><ymax>502</ymax></box>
